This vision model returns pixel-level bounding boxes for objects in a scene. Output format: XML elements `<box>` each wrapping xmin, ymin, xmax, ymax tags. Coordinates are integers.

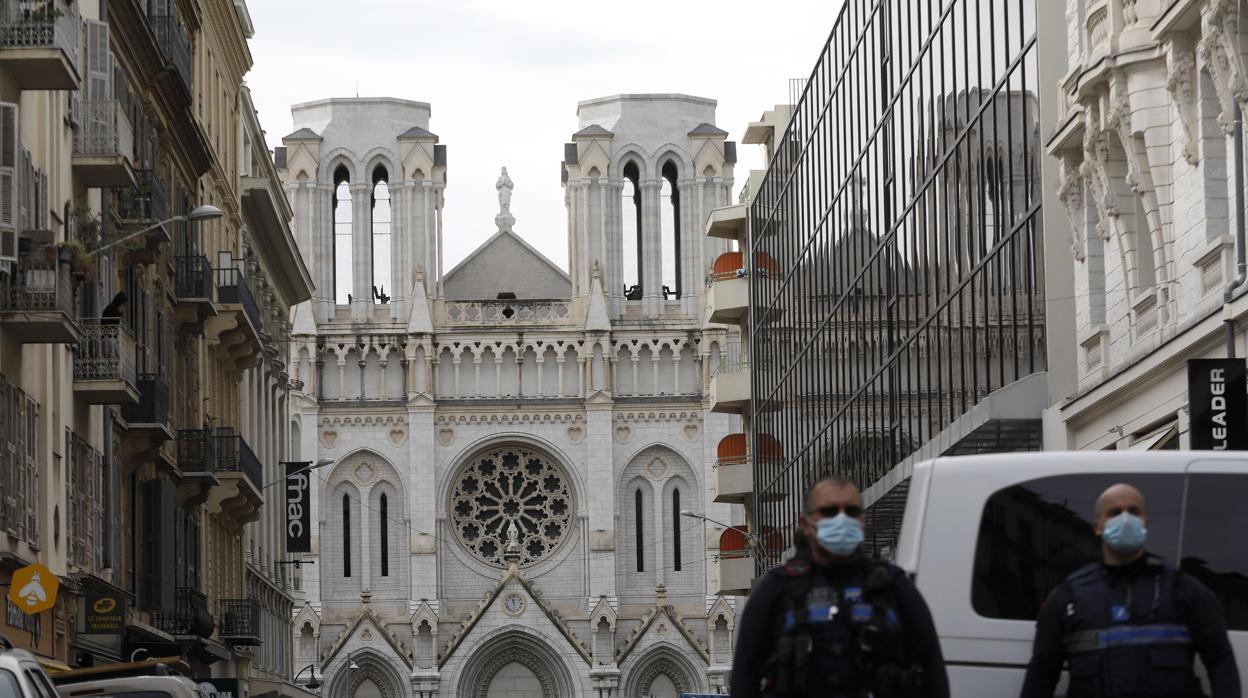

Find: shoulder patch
<box><xmin>784</xmin><ymin>558</ymin><xmax>812</xmax><ymax>577</ymax></box>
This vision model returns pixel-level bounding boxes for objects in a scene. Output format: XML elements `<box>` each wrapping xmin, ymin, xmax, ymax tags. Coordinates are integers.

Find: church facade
<box><xmin>277</xmin><ymin>95</ymin><xmax>742</xmax><ymax>698</ymax></box>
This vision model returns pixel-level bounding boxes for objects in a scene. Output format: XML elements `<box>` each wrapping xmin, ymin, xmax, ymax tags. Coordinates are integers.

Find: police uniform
<box><xmin>730</xmin><ymin>555</ymin><xmax>949</xmax><ymax>698</ymax></box>
<box><xmin>1021</xmin><ymin>558</ymin><xmax>1241</xmax><ymax>698</ymax></box>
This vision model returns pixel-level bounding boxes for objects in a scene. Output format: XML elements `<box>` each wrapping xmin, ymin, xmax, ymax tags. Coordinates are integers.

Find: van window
<box><xmin>970</xmin><ymin>473</ymin><xmax>1184</xmax><ymax>620</ymax></box>
<box><xmin>1180</xmin><ymin>474</ymin><xmax>1248</xmax><ymax>630</ymax></box>
<box><xmin>0</xmin><ymin>670</ymin><xmax>20</xmax><ymax>698</ymax></box>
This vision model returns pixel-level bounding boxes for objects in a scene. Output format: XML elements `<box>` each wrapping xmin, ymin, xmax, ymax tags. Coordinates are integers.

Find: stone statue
<box><xmin>505</xmin><ymin>520</ymin><xmax>520</xmax><ymax>548</ymax></box>
<box><xmin>495</xmin><ymin>167</ymin><xmax>516</xmax><ymax>233</ymax></box>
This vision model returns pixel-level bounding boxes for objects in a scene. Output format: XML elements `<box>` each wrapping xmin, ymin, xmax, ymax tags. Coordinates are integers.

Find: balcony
<box><xmin>0</xmin><ymin>0</ymin><xmax>80</xmax><ymax>90</ymax></box>
<box><xmin>207</xmin><ymin>266</ymin><xmax>263</xmax><ymax>371</ymax></box>
<box><xmin>175</xmin><ymin>427</ymin><xmax>218</xmax><ymax>506</ymax></box>
<box><xmin>218</xmin><ymin>599</ymin><xmax>260</xmax><ymax>646</ymax></box>
<box><xmin>73</xmin><ymin>320</ymin><xmax>139</xmax><ymax>405</ymax></box>
<box><xmin>712</xmin><ymin>433</ymin><xmax>784</xmax><ymax>504</ymax></box>
<box><xmin>150</xmin><ymin>13</ymin><xmax>192</xmax><ymax>97</ymax></box>
<box><xmin>207</xmin><ymin>428</ymin><xmax>263</xmax><ymax>524</ymax></box>
<box><xmin>716</xmin><ymin>528</ymin><xmax>754</xmax><ymax>596</ymax></box>
<box><xmin>704</xmin><ymin>203</ymin><xmax>747</xmax><ymax>241</ymax></box>
<box><xmin>151</xmin><ymin>587</ymin><xmax>214</xmax><ymax>638</ymax></box>
<box><xmin>174</xmin><ymin>254</ymin><xmax>216</xmax><ymax>330</ymax></box>
<box><xmin>709</xmin><ymin>342</ymin><xmax>749</xmax><ymax>414</ymax></box>
<box><xmin>707</xmin><ymin>252</ymin><xmax>748</xmax><ymax>325</ymax></box>
<box><xmin>0</xmin><ymin>257</ymin><xmax>80</xmax><ymax>343</ymax></box>
<box><xmin>112</xmin><ymin>169</ymin><xmax>168</xmax><ymax>229</ymax></box>
<box><xmin>118</xmin><ymin>373</ymin><xmax>174</xmax><ymax>469</ymax></box>
<box><xmin>72</xmin><ymin>99</ymin><xmax>136</xmax><ymax>187</ymax></box>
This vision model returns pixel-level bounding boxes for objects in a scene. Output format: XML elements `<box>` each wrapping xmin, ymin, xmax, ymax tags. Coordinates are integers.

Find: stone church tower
<box><xmin>278</xmin><ymin>95</ymin><xmax>741</xmax><ymax>698</ymax></box>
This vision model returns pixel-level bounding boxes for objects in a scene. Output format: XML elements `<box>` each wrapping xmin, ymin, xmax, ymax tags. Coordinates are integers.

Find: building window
<box><xmin>333</xmin><ymin>166</ymin><xmax>352</xmax><ymax>305</ymax></box>
<box><xmin>634</xmin><ymin>488</ymin><xmax>644</xmax><ymax>572</ymax></box>
<box><xmin>342</xmin><ymin>493</ymin><xmax>351</xmax><ymax>578</ymax></box>
<box><xmin>379</xmin><ymin>492</ymin><xmax>389</xmax><ymax>577</ymax></box>
<box><xmin>371</xmin><ymin>166</ymin><xmax>391</xmax><ymax>304</ymax></box>
<box><xmin>660</xmin><ymin>160</ymin><xmax>681</xmax><ymax>299</ymax></box>
<box><xmin>622</xmin><ymin>161</ymin><xmax>642</xmax><ymax>300</ymax></box>
<box><xmin>672</xmin><ymin>488</ymin><xmax>682</xmax><ymax>572</ymax></box>
<box><xmin>1133</xmin><ymin>196</ymin><xmax>1156</xmax><ymax>292</ymax></box>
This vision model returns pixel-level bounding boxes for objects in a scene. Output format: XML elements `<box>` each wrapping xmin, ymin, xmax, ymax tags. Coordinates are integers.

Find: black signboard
<box><xmin>286</xmin><ymin>461</ymin><xmax>312</xmax><ymax>553</ymax></box>
<box><xmin>1188</xmin><ymin>358</ymin><xmax>1248</xmax><ymax>450</ymax></box>
<box><xmin>83</xmin><ymin>592</ymin><xmax>124</xmax><ymax>635</ymax></box>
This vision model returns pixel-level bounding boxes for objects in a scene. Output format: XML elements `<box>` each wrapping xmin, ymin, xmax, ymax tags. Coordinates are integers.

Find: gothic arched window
<box><xmin>379</xmin><ymin>492</ymin><xmax>389</xmax><ymax>577</ymax></box>
<box><xmin>622</xmin><ymin>161</ymin><xmax>642</xmax><ymax>300</ymax></box>
<box><xmin>333</xmin><ymin>166</ymin><xmax>352</xmax><ymax>305</ymax></box>
<box><xmin>672</xmin><ymin>488</ymin><xmax>682</xmax><ymax>572</ymax></box>
<box><xmin>635</xmin><ymin>488</ymin><xmax>645</xmax><ymax>572</ymax></box>
<box><xmin>371</xmin><ymin>165</ymin><xmax>391</xmax><ymax>304</ymax></box>
<box><xmin>342</xmin><ymin>493</ymin><xmax>352</xmax><ymax>578</ymax></box>
<box><xmin>660</xmin><ymin>160</ymin><xmax>681</xmax><ymax>299</ymax></box>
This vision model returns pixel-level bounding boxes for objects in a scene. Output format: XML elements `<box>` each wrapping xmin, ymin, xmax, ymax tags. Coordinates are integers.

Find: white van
<box><xmin>894</xmin><ymin>451</ymin><xmax>1248</xmax><ymax>697</ymax></box>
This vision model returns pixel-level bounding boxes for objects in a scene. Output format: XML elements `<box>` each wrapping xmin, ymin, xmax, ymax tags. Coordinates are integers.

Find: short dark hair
<box><xmin>805</xmin><ymin>475</ymin><xmax>859</xmax><ymax>512</ymax></box>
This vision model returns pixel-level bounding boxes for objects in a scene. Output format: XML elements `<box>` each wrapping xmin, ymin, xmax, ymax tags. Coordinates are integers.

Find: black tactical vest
<box><xmin>1062</xmin><ymin>562</ymin><xmax>1203</xmax><ymax>697</ymax></box>
<box><xmin>763</xmin><ymin>557</ymin><xmax>916</xmax><ymax>698</ymax></box>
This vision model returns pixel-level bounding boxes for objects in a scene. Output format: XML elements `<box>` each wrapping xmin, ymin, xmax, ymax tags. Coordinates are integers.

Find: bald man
<box><xmin>1020</xmin><ymin>483</ymin><xmax>1240</xmax><ymax>697</ymax></box>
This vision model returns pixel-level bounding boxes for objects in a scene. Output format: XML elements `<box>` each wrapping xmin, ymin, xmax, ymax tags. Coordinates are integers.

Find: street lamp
<box><xmin>88</xmin><ymin>204</ymin><xmax>224</xmax><ymax>256</ymax></box>
<box><xmin>293</xmin><ymin>664</ymin><xmax>321</xmax><ymax>690</ymax></box>
<box><xmin>262</xmin><ymin>458</ymin><xmax>334</xmax><ymax>490</ymax></box>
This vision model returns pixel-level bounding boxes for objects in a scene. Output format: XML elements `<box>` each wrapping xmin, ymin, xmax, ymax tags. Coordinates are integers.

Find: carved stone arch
<box><xmin>622</xmin><ymin>645</ymin><xmax>705</xmax><ymax>698</ymax></box>
<box><xmin>455</xmin><ymin>630</ymin><xmax>578</xmax><ymax>698</ymax></box>
<box><xmin>326</xmin><ymin>648</ymin><xmax>408</xmax><ymax>698</ymax></box>
<box><xmin>320</xmin><ymin>148</ymin><xmax>361</xmax><ymax>184</ymax></box>
<box><xmin>651</xmin><ymin>144</ymin><xmax>693</xmax><ymax>180</ymax></box>
<box><xmin>611</xmin><ymin>145</ymin><xmax>650</xmax><ymax>180</ymax></box>
<box><xmin>361</xmin><ymin>147</ymin><xmax>401</xmax><ymax>184</ymax></box>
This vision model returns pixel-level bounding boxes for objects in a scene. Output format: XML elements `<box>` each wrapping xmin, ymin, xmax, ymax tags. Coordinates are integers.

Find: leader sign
<box><xmin>286</xmin><ymin>462</ymin><xmax>312</xmax><ymax>553</ymax></box>
<box><xmin>1188</xmin><ymin>359</ymin><xmax>1248</xmax><ymax>450</ymax></box>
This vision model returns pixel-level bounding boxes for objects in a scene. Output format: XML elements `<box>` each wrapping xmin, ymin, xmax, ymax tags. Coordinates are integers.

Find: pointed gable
<box><xmin>442</xmin><ymin>230</ymin><xmax>571</xmax><ymax>300</ymax></box>
<box><xmin>319</xmin><ymin>607</ymin><xmax>415</xmax><ymax>670</ymax></box>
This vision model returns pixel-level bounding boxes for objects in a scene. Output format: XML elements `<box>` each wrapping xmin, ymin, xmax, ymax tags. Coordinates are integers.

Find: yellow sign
<box><xmin>92</xmin><ymin>597</ymin><xmax>116</xmax><ymax>614</ymax></box>
<box><xmin>8</xmin><ymin>564</ymin><xmax>58</xmax><ymax>615</ymax></box>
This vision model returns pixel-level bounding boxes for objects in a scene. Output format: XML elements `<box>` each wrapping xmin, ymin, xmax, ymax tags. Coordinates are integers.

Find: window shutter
<box><xmin>85</xmin><ymin>20</ymin><xmax>111</xmax><ymax>101</ymax></box>
<box><xmin>141</xmin><ymin>477</ymin><xmax>176</xmax><ymax>610</ymax></box>
<box><xmin>36</xmin><ymin>170</ymin><xmax>46</xmax><ymax>231</ymax></box>
<box><xmin>0</xmin><ymin>102</ymin><xmax>17</xmax><ymax>263</ymax></box>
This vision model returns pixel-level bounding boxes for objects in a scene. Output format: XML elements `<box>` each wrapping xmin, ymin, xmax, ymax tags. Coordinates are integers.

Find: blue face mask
<box><xmin>1102</xmin><ymin>512</ymin><xmax>1148</xmax><ymax>554</ymax></box>
<box><xmin>814</xmin><ymin>513</ymin><xmax>864</xmax><ymax>557</ymax></box>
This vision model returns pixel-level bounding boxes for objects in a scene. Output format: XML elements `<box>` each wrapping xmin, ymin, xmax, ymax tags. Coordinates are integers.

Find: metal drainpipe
<box><xmin>1226</xmin><ymin>102</ymin><xmax>1247</xmax><ymax>358</ymax></box>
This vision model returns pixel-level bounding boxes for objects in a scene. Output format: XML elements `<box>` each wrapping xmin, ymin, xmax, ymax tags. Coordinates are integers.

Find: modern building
<box><xmin>0</xmin><ymin>0</ymin><xmax>309</xmax><ymax>689</ymax></box>
<box><xmin>1044</xmin><ymin>0</ymin><xmax>1248</xmax><ymax>450</ymax></box>
<box><xmin>279</xmin><ymin>94</ymin><xmax>742</xmax><ymax>698</ymax></box>
<box><xmin>719</xmin><ymin>0</ymin><xmax>1076</xmax><ymax>574</ymax></box>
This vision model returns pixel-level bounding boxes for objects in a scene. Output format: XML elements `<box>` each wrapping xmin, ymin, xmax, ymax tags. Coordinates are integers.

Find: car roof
<box><xmin>56</xmin><ymin>676</ymin><xmax>200</xmax><ymax>696</ymax></box>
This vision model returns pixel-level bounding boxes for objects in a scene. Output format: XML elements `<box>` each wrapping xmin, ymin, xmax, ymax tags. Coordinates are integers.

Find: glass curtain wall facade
<box><xmin>749</xmin><ymin>0</ymin><xmax>1044</xmax><ymax>566</ymax></box>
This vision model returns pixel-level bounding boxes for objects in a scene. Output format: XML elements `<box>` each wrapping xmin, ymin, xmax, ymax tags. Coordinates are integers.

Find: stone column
<box><xmin>351</xmin><ymin>183</ymin><xmax>372</xmax><ymax>322</ymax></box>
<box><xmin>641</xmin><ymin>180</ymin><xmax>663</xmax><ymax>316</ymax></box>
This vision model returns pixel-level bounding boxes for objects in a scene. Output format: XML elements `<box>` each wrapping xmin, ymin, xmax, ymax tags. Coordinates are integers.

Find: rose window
<box><xmin>449</xmin><ymin>447</ymin><xmax>574</xmax><ymax>567</ymax></box>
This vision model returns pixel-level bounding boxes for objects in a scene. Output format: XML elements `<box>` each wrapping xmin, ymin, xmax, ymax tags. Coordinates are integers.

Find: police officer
<box><xmin>1020</xmin><ymin>483</ymin><xmax>1241</xmax><ymax>698</ymax></box>
<box><xmin>730</xmin><ymin>476</ymin><xmax>949</xmax><ymax>698</ymax></box>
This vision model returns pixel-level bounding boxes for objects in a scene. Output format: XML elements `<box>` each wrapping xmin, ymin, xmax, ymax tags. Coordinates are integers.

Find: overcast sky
<box><xmin>246</xmin><ymin>0</ymin><xmax>844</xmax><ymax>271</ymax></box>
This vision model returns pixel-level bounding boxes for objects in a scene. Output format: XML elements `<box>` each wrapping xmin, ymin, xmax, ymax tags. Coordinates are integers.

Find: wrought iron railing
<box><xmin>1</xmin><ymin>256</ymin><xmax>75</xmax><ymax>317</ymax></box>
<box><xmin>151</xmin><ymin>586</ymin><xmax>214</xmax><ymax>637</ymax></box>
<box><xmin>444</xmin><ymin>299</ymin><xmax>573</xmax><ymax>325</ymax></box>
<box><xmin>74</xmin><ymin>320</ymin><xmax>137</xmax><ymax>385</ymax></box>
<box><xmin>175</xmin><ymin>254</ymin><xmax>213</xmax><ymax>300</ymax></box>
<box><xmin>216</xmin><ymin>266</ymin><xmax>262</xmax><ymax>333</ymax></box>
<box><xmin>73</xmin><ymin>99</ymin><xmax>134</xmax><ymax>160</ymax></box>
<box><xmin>215</xmin><ymin>428</ymin><xmax>261</xmax><ymax>491</ymax></box>
<box><xmin>150</xmin><ymin>13</ymin><xmax>192</xmax><ymax>95</ymax></box>
<box><xmin>112</xmin><ymin>169</ymin><xmax>167</xmax><ymax>225</ymax></box>
<box><xmin>218</xmin><ymin>598</ymin><xmax>260</xmax><ymax>644</ymax></box>
<box><xmin>176</xmin><ymin>427</ymin><xmax>215</xmax><ymax>473</ymax></box>
<box><xmin>121</xmin><ymin>373</ymin><xmax>170</xmax><ymax>426</ymax></box>
<box><xmin>0</xmin><ymin>0</ymin><xmax>80</xmax><ymax>69</ymax></box>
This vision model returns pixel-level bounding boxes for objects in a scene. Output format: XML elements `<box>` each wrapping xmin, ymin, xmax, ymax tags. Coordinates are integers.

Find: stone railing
<box><xmin>442</xmin><ymin>299</ymin><xmax>573</xmax><ymax>326</ymax></box>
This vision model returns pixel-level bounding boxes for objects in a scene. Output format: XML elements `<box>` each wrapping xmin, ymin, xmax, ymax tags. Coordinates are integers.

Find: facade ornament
<box><xmin>495</xmin><ymin>166</ymin><xmax>516</xmax><ymax>232</ymax></box>
<box><xmin>1056</xmin><ymin>152</ymin><xmax>1087</xmax><ymax>261</ymax></box>
<box><xmin>1166</xmin><ymin>37</ymin><xmax>1200</xmax><ymax>165</ymax></box>
<box><xmin>1198</xmin><ymin>0</ymin><xmax>1248</xmax><ymax>134</ymax></box>
<box><xmin>1079</xmin><ymin>113</ymin><xmax>1117</xmax><ymax>243</ymax></box>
